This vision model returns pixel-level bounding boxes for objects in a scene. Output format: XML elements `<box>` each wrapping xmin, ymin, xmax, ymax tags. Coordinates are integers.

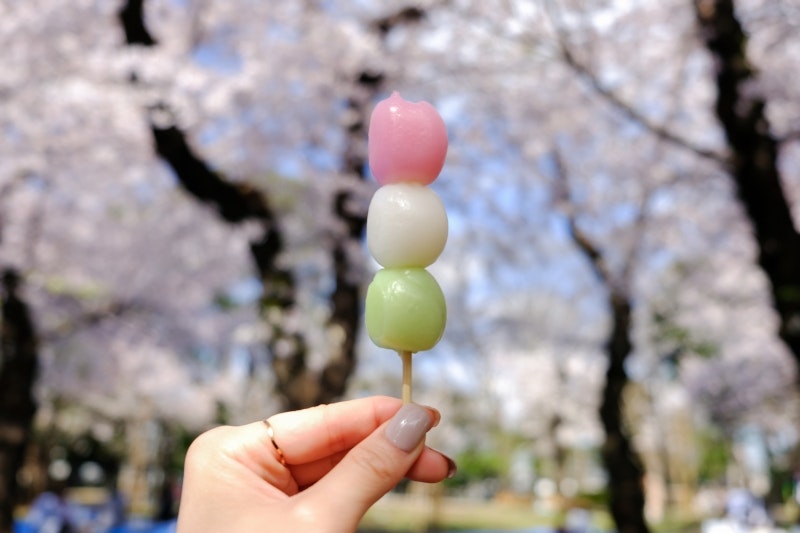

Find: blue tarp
<box><xmin>17</xmin><ymin>492</ymin><xmax>176</xmax><ymax>533</ymax></box>
<box><xmin>14</xmin><ymin>520</ymin><xmax>177</xmax><ymax>533</ymax></box>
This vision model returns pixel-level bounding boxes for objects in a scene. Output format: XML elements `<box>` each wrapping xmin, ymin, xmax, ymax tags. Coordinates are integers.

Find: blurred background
<box><xmin>2</xmin><ymin>0</ymin><xmax>800</xmax><ymax>531</ymax></box>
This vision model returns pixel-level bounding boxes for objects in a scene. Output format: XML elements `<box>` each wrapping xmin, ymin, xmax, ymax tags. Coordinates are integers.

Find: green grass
<box><xmin>359</xmin><ymin>493</ymin><xmax>709</xmax><ymax>532</ymax></box>
<box><xmin>359</xmin><ymin>494</ymin><xmax>611</xmax><ymax>532</ymax></box>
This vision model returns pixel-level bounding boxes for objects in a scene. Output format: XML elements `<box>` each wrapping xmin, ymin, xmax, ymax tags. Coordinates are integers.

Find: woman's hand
<box><xmin>176</xmin><ymin>396</ymin><xmax>455</xmax><ymax>532</ymax></box>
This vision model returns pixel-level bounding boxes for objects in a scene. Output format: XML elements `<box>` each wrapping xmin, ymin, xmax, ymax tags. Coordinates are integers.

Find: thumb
<box><xmin>301</xmin><ymin>403</ymin><xmax>435</xmax><ymax>525</ymax></box>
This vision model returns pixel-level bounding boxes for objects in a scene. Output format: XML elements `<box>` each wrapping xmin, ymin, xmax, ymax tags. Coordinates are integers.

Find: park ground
<box><xmin>358</xmin><ymin>492</ymin><xmax>706</xmax><ymax>532</ymax></box>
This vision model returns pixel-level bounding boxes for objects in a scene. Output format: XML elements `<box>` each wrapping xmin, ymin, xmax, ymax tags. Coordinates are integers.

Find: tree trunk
<box><xmin>118</xmin><ymin>1</ymin><xmax>364</xmax><ymax>410</ymax></box>
<box><xmin>318</xmin><ymin>74</ymin><xmax>381</xmax><ymax>406</ymax></box>
<box><xmin>557</xmin><ymin>150</ymin><xmax>651</xmax><ymax>532</ymax></box>
<box><xmin>0</xmin><ymin>269</ymin><xmax>39</xmax><ymax>533</ymax></box>
<box><xmin>568</xmin><ymin>240</ymin><xmax>650</xmax><ymax>532</ymax></box>
<box><xmin>318</xmin><ymin>8</ymin><xmax>427</xmax><ymax>405</ymax></box>
<box><xmin>119</xmin><ymin>2</ymin><xmax>429</xmax><ymax>410</ymax></box>
<box><xmin>599</xmin><ymin>292</ymin><xmax>650</xmax><ymax>533</ymax></box>
<box><xmin>147</xmin><ymin>124</ymin><xmax>317</xmax><ymax>409</ymax></box>
<box><xmin>693</xmin><ymin>0</ymin><xmax>800</xmax><ymax>368</ymax></box>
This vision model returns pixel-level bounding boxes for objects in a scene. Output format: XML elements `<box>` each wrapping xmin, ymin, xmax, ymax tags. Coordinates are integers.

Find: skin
<box><xmin>176</xmin><ymin>396</ymin><xmax>454</xmax><ymax>533</ymax></box>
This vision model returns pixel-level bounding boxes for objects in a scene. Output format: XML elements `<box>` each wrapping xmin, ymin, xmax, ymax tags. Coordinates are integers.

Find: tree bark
<box><xmin>569</xmin><ymin>231</ymin><xmax>651</xmax><ymax>533</ymax></box>
<box><xmin>0</xmin><ymin>269</ymin><xmax>39</xmax><ymax>533</ymax></box>
<box><xmin>318</xmin><ymin>73</ymin><xmax>381</xmax><ymax>406</ymax></box>
<box><xmin>599</xmin><ymin>293</ymin><xmax>650</xmax><ymax>533</ymax></box>
<box><xmin>554</xmin><ymin>148</ymin><xmax>651</xmax><ymax>532</ymax></box>
<box><xmin>118</xmin><ymin>2</ymin><xmax>374</xmax><ymax>410</ymax></box>
<box><xmin>119</xmin><ymin>2</ymin><xmax>429</xmax><ymax>410</ymax></box>
<box><xmin>148</xmin><ymin>124</ymin><xmax>316</xmax><ymax>409</ymax></box>
<box><xmin>693</xmin><ymin>0</ymin><xmax>800</xmax><ymax>369</ymax></box>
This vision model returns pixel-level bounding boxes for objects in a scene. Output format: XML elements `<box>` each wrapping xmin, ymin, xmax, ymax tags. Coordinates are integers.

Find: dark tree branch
<box><xmin>119</xmin><ymin>1</ymin><xmax>311</xmax><ymax>409</ymax></box>
<box><xmin>149</xmin><ymin>121</ymin><xmax>312</xmax><ymax>408</ymax></box>
<box><xmin>118</xmin><ymin>0</ymin><xmax>156</xmax><ymax>46</ymax></box>
<box><xmin>558</xmin><ymin>43</ymin><xmax>726</xmax><ymax>165</ymax></box>
<box><xmin>544</xmin><ymin>0</ymin><xmax>726</xmax><ymax>165</ymax></box>
<box><xmin>371</xmin><ymin>6</ymin><xmax>426</xmax><ymax>36</ymax></box>
<box><xmin>119</xmin><ymin>1</ymin><xmax>432</xmax><ymax>410</ymax></box>
<box><xmin>551</xmin><ymin>150</ymin><xmax>615</xmax><ymax>287</ymax></box>
<box><xmin>0</xmin><ymin>269</ymin><xmax>39</xmax><ymax>533</ymax></box>
<box><xmin>39</xmin><ymin>299</ymin><xmax>147</xmax><ymax>343</ymax></box>
<box><xmin>319</xmin><ymin>4</ymin><xmax>432</xmax><ymax>403</ymax></box>
<box><xmin>693</xmin><ymin>0</ymin><xmax>800</xmax><ymax>371</ymax></box>
<box><xmin>150</xmin><ymin>125</ymin><xmax>272</xmax><ymax>224</ymax></box>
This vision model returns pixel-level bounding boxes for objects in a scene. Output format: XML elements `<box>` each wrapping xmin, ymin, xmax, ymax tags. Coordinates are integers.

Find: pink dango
<box><xmin>365</xmin><ymin>91</ymin><xmax>449</xmax><ymax>404</ymax></box>
<box><xmin>368</xmin><ymin>91</ymin><xmax>448</xmax><ymax>186</ymax></box>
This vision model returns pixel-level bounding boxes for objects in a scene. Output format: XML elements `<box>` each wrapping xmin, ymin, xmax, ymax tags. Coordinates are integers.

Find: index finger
<box><xmin>267</xmin><ymin>396</ymin><xmax>439</xmax><ymax>464</ymax></box>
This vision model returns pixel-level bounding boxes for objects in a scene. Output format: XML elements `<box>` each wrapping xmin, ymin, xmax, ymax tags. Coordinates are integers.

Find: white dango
<box><xmin>366</xmin><ymin>183</ymin><xmax>448</xmax><ymax>269</ymax></box>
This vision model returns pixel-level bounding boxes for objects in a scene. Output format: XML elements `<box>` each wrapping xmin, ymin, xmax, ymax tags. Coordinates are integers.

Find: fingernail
<box><xmin>385</xmin><ymin>403</ymin><xmax>433</xmax><ymax>452</ymax></box>
<box><xmin>425</xmin><ymin>406</ymin><xmax>441</xmax><ymax>428</ymax></box>
<box><xmin>445</xmin><ymin>455</ymin><xmax>458</xmax><ymax>479</ymax></box>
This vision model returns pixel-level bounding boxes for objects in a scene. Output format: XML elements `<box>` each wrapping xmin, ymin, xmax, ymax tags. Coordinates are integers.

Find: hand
<box><xmin>176</xmin><ymin>396</ymin><xmax>455</xmax><ymax>533</ymax></box>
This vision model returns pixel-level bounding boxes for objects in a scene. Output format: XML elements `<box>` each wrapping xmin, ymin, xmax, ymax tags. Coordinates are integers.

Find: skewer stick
<box><xmin>400</xmin><ymin>350</ymin><xmax>413</xmax><ymax>404</ymax></box>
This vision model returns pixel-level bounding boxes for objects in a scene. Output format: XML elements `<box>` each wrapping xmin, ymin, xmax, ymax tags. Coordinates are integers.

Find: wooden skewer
<box><xmin>400</xmin><ymin>350</ymin><xmax>413</xmax><ymax>404</ymax></box>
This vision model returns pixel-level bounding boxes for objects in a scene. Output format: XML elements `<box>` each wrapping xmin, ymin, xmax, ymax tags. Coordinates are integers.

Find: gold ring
<box><xmin>262</xmin><ymin>418</ymin><xmax>286</xmax><ymax>466</ymax></box>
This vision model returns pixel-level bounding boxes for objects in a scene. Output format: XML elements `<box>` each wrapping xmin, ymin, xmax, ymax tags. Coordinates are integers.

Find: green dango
<box><xmin>365</xmin><ymin>268</ymin><xmax>446</xmax><ymax>353</ymax></box>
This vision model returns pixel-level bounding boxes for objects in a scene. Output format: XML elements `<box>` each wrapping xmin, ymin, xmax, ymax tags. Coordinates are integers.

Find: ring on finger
<box><xmin>262</xmin><ymin>418</ymin><xmax>287</xmax><ymax>466</ymax></box>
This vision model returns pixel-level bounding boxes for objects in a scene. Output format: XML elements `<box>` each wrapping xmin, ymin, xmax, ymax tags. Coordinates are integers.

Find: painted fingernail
<box><xmin>425</xmin><ymin>406</ymin><xmax>442</xmax><ymax>428</ymax></box>
<box><xmin>445</xmin><ymin>455</ymin><xmax>458</xmax><ymax>479</ymax></box>
<box><xmin>385</xmin><ymin>403</ymin><xmax>433</xmax><ymax>452</ymax></box>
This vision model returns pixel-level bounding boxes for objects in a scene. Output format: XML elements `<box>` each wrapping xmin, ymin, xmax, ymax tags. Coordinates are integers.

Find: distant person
<box><xmin>176</xmin><ymin>396</ymin><xmax>455</xmax><ymax>532</ymax></box>
<box><xmin>725</xmin><ymin>488</ymin><xmax>771</xmax><ymax>527</ymax></box>
<box><xmin>563</xmin><ymin>507</ymin><xmax>592</xmax><ymax>533</ymax></box>
<box><xmin>156</xmin><ymin>478</ymin><xmax>176</xmax><ymax>521</ymax></box>
<box><xmin>24</xmin><ymin>487</ymin><xmax>76</xmax><ymax>533</ymax></box>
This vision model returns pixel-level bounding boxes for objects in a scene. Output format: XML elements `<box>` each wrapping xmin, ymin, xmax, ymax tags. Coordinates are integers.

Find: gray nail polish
<box><xmin>385</xmin><ymin>403</ymin><xmax>433</xmax><ymax>452</ymax></box>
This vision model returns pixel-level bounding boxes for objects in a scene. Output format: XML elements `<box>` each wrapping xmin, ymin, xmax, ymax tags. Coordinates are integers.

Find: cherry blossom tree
<box><xmin>392</xmin><ymin>0</ymin><xmax>795</xmax><ymax>529</ymax></box>
<box><xmin>2</xmin><ymin>1</ymin><xmax>799</xmax><ymax>530</ymax></box>
<box><xmin>0</xmin><ymin>0</ymin><xmax>260</xmax><ymax>521</ymax></box>
<box><xmin>692</xmin><ymin>0</ymin><xmax>800</xmax><ymax>380</ymax></box>
<box><xmin>117</xmin><ymin>1</ymin><xmax>432</xmax><ymax>411</ymax></box>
